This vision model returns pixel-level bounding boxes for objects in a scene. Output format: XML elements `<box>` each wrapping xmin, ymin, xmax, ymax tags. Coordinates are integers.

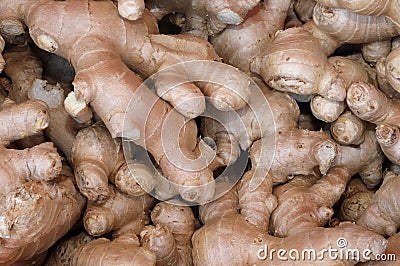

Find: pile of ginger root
<box><xmin>2</xmin><ymin>0</ymin><xmax>400</xmax><ymax>265</ymax></box>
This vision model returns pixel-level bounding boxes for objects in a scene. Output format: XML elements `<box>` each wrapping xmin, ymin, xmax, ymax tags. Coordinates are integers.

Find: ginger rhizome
<box><xmin>204</xmin><ymin>80</ymin><xmax>338</xmax><ymax>184</ymax></box>
<box><xmin>83</xmin><ymin>184</ymin><xmax>155</xmax><ymax>236</ymax></box>
<box><xmin>356</xmin><ymin>171</ymin><xmax>400</xmax><ymax>237</ymax></box>
<box><xmin>0</xmin><ymin>0</ymin><xmax>249</xmax><ymax>202</ymax></box>
<box><xmin>330</xmin><ymin>111</ymin><xmax>366</xmax><ymax>145</ymax></box>
<box><xmin>146</xmin><ymin>0</ymin><xmax>260</xmax><ymax>39</ymax></box>
<box><xmin>270</xmin><ymin>167</ymin><xmax>351</xmax><ymax>237</ymax></box>
<box><xmin>339</xmin><ymin>178</ymin><xmax>375</xmax><ymax>222</ymax></box>
<box><xmin>116</xmin><ymin>0</ymin><xmax>145</xmax><ymax>21</ymax></box>
<box><xmin>65</xmin><ymin>233</ymin><xmax>156</xmax><ymax>265</ymax></box>
<box><xmin>316</xmin><ymin>0</ymin><xmax>400</xmax><ymax>31</ymax></box>
<box><xmin>140</xmin><ymin>202</ymin><xmax>195</xmax><ymax>265</ymax></box>
<box><xmin>192</xmin><ymin>171</ymin><xmax>387</xmax><ymax>265</ymax></box>
<box><xmin>270</xmin><ymin>129</ymin><xmax>383</xmax><ymax>237</ymax></box>
<box><xmin>0</xmin><ymin>165</ymin><xmax>85</xmax><ymax>265</ymax></box>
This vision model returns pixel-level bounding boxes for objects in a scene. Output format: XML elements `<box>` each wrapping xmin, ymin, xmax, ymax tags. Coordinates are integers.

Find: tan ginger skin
<box><xmin>0</xmin><ymin>96</ymin><xmax>64</xmax><ymax>197</ymax></box>
<box><xmin>0</xmin><ymin>165</ymin><xmax>86</xmax><ymax>265</ymax></box>
<box><xmin>293</xmin><ymin>0</ymin><xmax>316</xmax><ymax>23</ymax></box>
<box><xmin>141</xmin><ymin>202</ymin><xmax>195</xmax><ymax>265</ymax></box>
<box><xmin>83</xmin><ymin>184</ymin><xmax>155</xmax><ymax>237</ymax></box>
<box><xmin>0</xmin><ymin>0</ymin><xmax>263</xmax><ymax>202</ymax></box>
<box><xmin>211</xmin><ymin>0</ymin><xmax>397</xmax><ymax>101</ymax></box>
<box><xmin>270</xmin><ymin>167</ymin><xmax>351</xmax><ymax>237</ymax></box>
<box><xmin>362</xmin><ymin>40</ymin><xmax>392</xmax><ymax>64</ymax></box>
<box><xmin>71</xmin><ymin>122</ymin><xmax>124</xmax><ymax>202</ymax></box>
<box><xmin>331</xmin><ymin>111</ymin><xmax>366</xmax><ymax>146</ymax></box>
<box><xmin>146</xmin><ymin>0</ymin><xmax>260</xmax><ymax>39</ymax></box>
<box><xmin>192</xmin><ymin>169</ymin><xmax>387</xmax><ymax>266</ymax></box>
<box><xmin>316</xmin><ymin>0</ymin><xmax>400</xmax><ymax>30</ymax></box>
<box><xmin>61</xmin><ymin>232</ymin><xmax>156</xmax><ymax>265</ymax></box>
<box><xmin>347</xmin><ymin>81</ymin><xmax>400</xmax><ymax>127</ymax></box>
<box><xmin>311</xmin><ymin>56</ymin><xmax>373</xmax><ymax>123</ymax></box>
<box><xmin>270</xmin><ymin>130</ymin><xmax>383</xmax><ymax>237</ymax></box>
<box><xmin>45</xmin><ymin>233</ymin><xmax>94</xmax><ymax>266</ymax></box>
<box><xmin>204</xmin><ymin>80</ymin><xmax>338</xmax><ymax>184</ymax></box>
<box><xmin>3</xmin><ymin>46</ymin><xmax>43</xmax><ymax>102</ymax></box>
<box><xmin>357</xmin><ymin>171</ymin><xmax>400</xmax><ymax>237</ymax></box>
<box><xmin>339</xmin><ymin>178</ymin><xmax>374</xmax><ymax>222</ymax></box>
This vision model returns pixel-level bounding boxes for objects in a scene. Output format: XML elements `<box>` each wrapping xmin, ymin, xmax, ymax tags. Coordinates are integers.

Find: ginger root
<box><xmin>140</xmin><ymin>202</ymin><xmax>195</xmax><ymax>265</ymax></box>
<box><xmin>193</xmin><ymin>173</ymin><xmax>387</xmax><ymax>265</ymax></box>
<box><xmin>339</xmin><ymin>178</ymin><xmax>374</xmax><ymax>222</ymax></box>
<box><xmin>1</xmin><ymin>0</ymin><xmax>257</xmax><ymax>202</ymax></box>
<box><xmin>74</xmin><ymin>233</ymin><xmax>155</xmax><ymax>265</ymax></box>
<box><xmin>83</xmin><ymin>184</ymin><xmax>155</xmax><ymax>236</ymax></box>
<box><xmin>357</xmin><ymin>171</ymin><xmax>400</xmax><ymax>236</ymax></box>
<box><xmin>270</xmin><ymin>167</ymin><xmax>351</xmax><ymax>237</ymax></box>
<box><xmin>146</xmin><ymin>0</ymin><xmax>260</xmax><ymax>39</ymax></box>
<box><xmin>0</xmin><ymin>165</ymin><xmax>86</xmax><ymax>265</ymax></box>
<box><xmin>347</xmin><ymin>81</ymin><xmax>400</xmax><ymax>127</ymax></box>
<box><xmin>204</xmin><ymin>80</ymin><xmax>338</xmax><ymax>184</ymax></box>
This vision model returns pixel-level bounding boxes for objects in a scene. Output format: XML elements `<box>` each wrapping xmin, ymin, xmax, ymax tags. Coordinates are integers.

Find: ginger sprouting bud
<box><xmin>339</xmin><ymin>178</ymin><xmax>374</xmax><ymax>222</ymax></box>
<box><xmin>331</xmin><ymin>111</ymin><xmax>366</xmax><ymax>145</ymax></box>
<box><xmin>270</xmin><ymin>167</ymin><xmax>351</xmax><ymax>237</ymax></box>
<box><xmin>362</xmin><ymin>40</ymin><xmax>392</xmax><ymax>65</ymax></box>
<box><xmin>141</xmin><ymin>202</ymin><xmax>195</xmax><ymax>265</ymax></box>
<box><xmin>347</xmin><ymin>81</ymin><xmax>400</xmax><ymax>126</ymax></box>
<box><xmin>83</xmin><ymin>184</ymin><xmax>155</xmax><ymax>236</ymax></box>
<box><xmin>332</xmin><ymin>131</ymin><xmax>384</xmax><ymax>188</ymax></box>
<box><xmin>0</xmin><ymin>142</ymin><xmax>62</xmax><ymax>197</ymax></box>
<box><xmin>357</xmin><ymin>171</ymin><xmax>400</xmax><ymax>237</ymax></box>
<box><xmin>0</xmin><ymin>165</ymin><xmax>86</xmax><ymax>265</ymax></box>
<box><xmin>45</xmin><ymin>233</ymin><xmax>94</xmax><ymax>266</ymax></box>
<box><xmin>193</xmin><ymin>183</ymin><xmax>387</xmax><ymax>265</ymax></box>
<box><xmin>146</xmin><ymin>0</ymin><xmax>260</xmax><ymax>39</ymax></box>
<box><xmin>252</xmin><ymin>27</ymin><xmax>346</xmax><ymax>101</ymax></box>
